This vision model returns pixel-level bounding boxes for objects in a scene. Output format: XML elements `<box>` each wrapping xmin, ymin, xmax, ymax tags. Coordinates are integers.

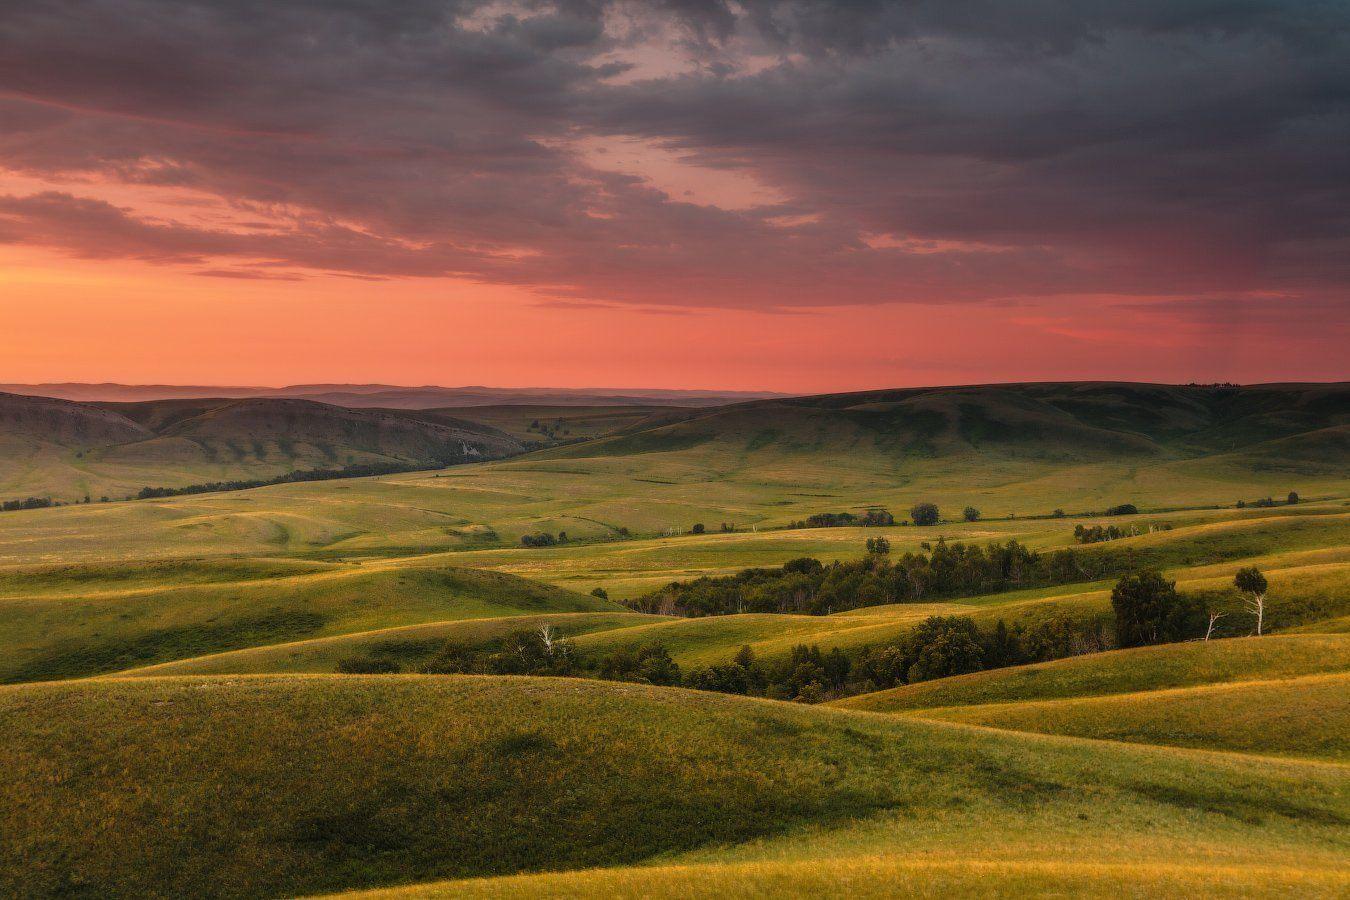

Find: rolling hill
<box><xmin>0</xmin><ymin>392</ymin><xmax>526</xmax><ymax>503</ymax></box>
<box><xmin>1</xmin><ymin>676</ymin><xmax>1345</xmax><ymax>899</ymax></box>
<box><xmin>0</xmin><ymin>561</ymin><xmax>620</xmax><ymax>683</ymax></box>
<box><xmin>554</xmin><ymin>381</ymin><xmax>1350</xmax><ymax>467</ymax></box>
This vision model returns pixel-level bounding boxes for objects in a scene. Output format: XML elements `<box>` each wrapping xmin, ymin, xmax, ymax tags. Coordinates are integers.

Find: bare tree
<box><xmin>537</xmin><ymin>624</ymin><xmax>557</xmax><ymax>654</ymax></box>
<box><xmin>1204</xmin><ymin>610</ymin><xmax>1225</xmax><ymax>641</ymax></box>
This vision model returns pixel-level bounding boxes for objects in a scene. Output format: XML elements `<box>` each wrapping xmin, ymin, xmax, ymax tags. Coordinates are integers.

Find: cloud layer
<box><xmin>1</xmin><ymin>0</ymin><xmax>1348</xmax><ymax>320</ymax></box>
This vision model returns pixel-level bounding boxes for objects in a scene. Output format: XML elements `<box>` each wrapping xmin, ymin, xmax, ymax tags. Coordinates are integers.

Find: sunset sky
<box><xmin>1</xmin><ymin>1</ymin><xmax>1346</xmax><ymax>391</ymax></box>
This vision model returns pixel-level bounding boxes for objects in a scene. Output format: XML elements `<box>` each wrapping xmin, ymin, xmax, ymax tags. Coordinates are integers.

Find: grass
<box><xmin>2</xmin><ymin>384</ymin><xmax>1349</xmax><ymax>896</ymax></box>
<box><xmin>0</xmin><ymin>563</ymin><xmax>618</xmax><ymax>682</ymax></box>
<box><xmin>1</xmin><ymin>675</ymin><xmax>1346</xmax><ymax>899</ymax></box>
<box><xmin>122</xmin><ymin>612</ymin><xmax>665</xmax><ymax>676</ymax></box>
<box><xmin>332</xmin><ymin>858</ymin><xmax>1350</xmax><ymax>899</ymax></box>
<box><xmin>833</xmin><ymin>634</ymin><xmax>1350</xmax><ymax>712</ymax></box>
<box><xmin>915</xmin><ymin>673</ymin><xmax>1350</xmax><ymax>761</ymax></box>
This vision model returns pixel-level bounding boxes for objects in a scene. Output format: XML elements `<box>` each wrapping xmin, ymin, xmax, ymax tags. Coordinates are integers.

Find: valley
<box><xmin>1</xmin><ymin>381</ymin><xmax>1348</xmax><ymax>898</ymax></box>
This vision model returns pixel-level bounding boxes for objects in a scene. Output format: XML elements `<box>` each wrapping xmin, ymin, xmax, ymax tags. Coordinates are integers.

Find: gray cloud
<box><xmin>0</xmin><ymin>0</ymin><xmax>1346</xmax><ymax>313</ymax></box>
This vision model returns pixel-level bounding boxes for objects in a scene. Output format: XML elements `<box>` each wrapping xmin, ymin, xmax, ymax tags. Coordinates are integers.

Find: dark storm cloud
<box><xmin>0</xmin><ymin>0</ymin><xmax>1347</xmax><ymax>311</ymax></box>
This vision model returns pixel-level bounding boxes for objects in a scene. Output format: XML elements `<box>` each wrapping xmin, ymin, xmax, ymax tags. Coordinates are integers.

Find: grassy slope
<box><xmin>915</xmin><ymin>673</ymin><xmax>1350</xmax><ymax>760</ymax></box>
<box><xmin>834</xmin><ymin>634</ymin><xmax>1350</xmax><ymax>712</ymax></box>
<box><xmin>335</xmin><ymin>860</ymin><xmax>1349</xmax><ymax>899</ymax></box>
<box><xmin>123</xmin><ymin>612</ymin><xmax>666</xmax><ymax>676</ymax></box>
<box><xmin>0</xmin><ymin>562</ymin><xmax>619</xmax><ymax>683</ymax></box>
<box><xmin>0</xmin><ymin>395</ymin><xmax>526</xmax><ymax>503</ymax></box>
<box><xmin>1</xmin><ymin>676</ymin><xmax>1346</xmax><ymax>899</ymax></box>
<box><xmin>6</xmin><ymin>509</ymin><xmax>1348</xmax><ymax>684</ymax></box>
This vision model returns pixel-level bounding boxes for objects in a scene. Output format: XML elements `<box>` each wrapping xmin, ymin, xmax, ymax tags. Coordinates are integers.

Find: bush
<box><xmin>1111</xmin><ymin>570</ymin><xmax>1204</xmax><ymax>647</ymax></box>
<box><xmin>1287</xmin><ymin>491</ymin><xmax>1300</xmax><ymax>504</ymax></box>
<box><xmin>909</xmin><ymin>502</ymin><xmax>940</xmax><ymax>526</ymax></box>
<box><xmin>590</xmin><ymin>587</ymin><xmax>609</xmax><ymax>600</ymax></box>
<box><xmin>962</xmin><ymin>507</ymin><xmax>981</xmax><ymax>522</ymax></box>
<box><xmin>690</xmin><ymin>523</ymin><xmax>705</xmax><ymax>534</ymax></box>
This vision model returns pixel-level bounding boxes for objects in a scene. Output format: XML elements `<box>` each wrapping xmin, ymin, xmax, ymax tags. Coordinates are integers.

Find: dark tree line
<box><xmin>335</xmin><ymin>567</ymin><xmax>1250</xmax><ymax>703</ymax></box>
<box><xmin>625</xmin><ymin>538</ymin><xmax>1109</xmax><ymax>617</ymax></box>
<box><xmin>135</xmin><ymin>462</ymin><xmax>419</xmax><ymax>500</ymax></box>
<box><xmin>1</xmin><ymin>496</ymin><xmax>54</xmax><ymax>512</ymax></box>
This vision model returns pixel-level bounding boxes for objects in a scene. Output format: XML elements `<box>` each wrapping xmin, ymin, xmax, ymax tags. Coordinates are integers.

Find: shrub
<box><xmin>909</xmin><ymin>502</ymin><xmax>940</xmax><ymax>526</ymax></box>
<box><xmin>962</xmin><ymin>507</ymin><xmax>981</xmax><ymax>522</ymax></box>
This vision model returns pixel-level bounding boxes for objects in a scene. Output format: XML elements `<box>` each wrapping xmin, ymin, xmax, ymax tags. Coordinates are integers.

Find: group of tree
<box><xmin>337</xmin><ymin>565</ymin><xmax>1273</xmax><ymax>703</ymax></box>
<box><xmin>624</xmin><ymin>536</ymin><xmax>1125</xmax><ymax>617</ymax></box>
<box><xmin>1239</xmin><ymin>492</ymin><xmax>1300</xmax><ymax>509</ymax></box>
<box><xmin>1</xmin><ymin>496</ymin><xmax>54</xmax><ymax>512</ymax></box>
<box><xmin>335</xmin><ymin>624</ymin><xmax>682</xmax><ymax>685</ymax></box>
<box><xmin>1103</xmin><ymin>503</ymin><xmax>1139</xmax><ymax>516</ymax></box>
<box><xmin>521</xmin><ymin>530</ymin><xmax>568</xmax><ymax>548</ymax></box>
<box><xmin>1073</xmin><ymin>521</ymin><xmax>1171</xmax><ymax>544</ymax></box>
<box><xmin>134</xmin><ymin>462</ymin><xmax>418</xmax><ymax>500</ymax></box>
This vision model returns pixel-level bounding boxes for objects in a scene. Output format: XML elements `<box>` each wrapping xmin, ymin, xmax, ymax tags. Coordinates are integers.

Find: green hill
<box><xmin>1</xmin><ymin>676</ymin><xmax>1345</xmax><ymax>899</ymax></box>
<box><xmin>0</xmin><ymin>561</ymin><xmax>618</xmax><ymax>683</ymax></box>
<box><xmin>915</xmin><ymin>672</ymin><xmax>1350</xmax><ymax>761</ymax></box>
<box><xmin>0</xmin><ymin>392</ymin><xmax>525</xmax><ymax>503</ymax></box>
<box><xmin>833</xmin><ymin>634</ymin><xmax>1350</xmax><ymax>713</ymax></box>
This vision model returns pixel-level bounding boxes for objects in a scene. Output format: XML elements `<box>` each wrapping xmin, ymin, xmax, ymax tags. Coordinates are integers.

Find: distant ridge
<box><xmin>0</xmin><ymin>383</ymin><xmax>786</xmax><ymax>408</ymax></box>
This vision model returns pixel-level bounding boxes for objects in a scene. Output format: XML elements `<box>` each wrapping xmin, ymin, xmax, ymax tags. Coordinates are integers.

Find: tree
<box><xmin>1051</xmin><ymin>508</ymin><xmax>1065</xmax><ymax>518</ymax></box>
<box><xmin>1204</xmin><ymin>609</ymin><xmax>1225</xmax><ymax>641</ymax></box>
<box><xmin>906</xmin><ymin>616</ymin><xmax>984</xmax><ymax>682</ymax></box>
<box><xmin>690</xmin><ymin>523</ymin><xmax>706</xmax><ymax>534</ymax></box>
<box><xmin>910</xmin><ymin>502</ymin><xmax>940</xmax><ymax>526</ymax></box>
<box><xmin>963</xmin><ymin>506</ymin><xmax>981</xmax><ymax>522</ymax></box>
<box><xmin>1105</xmin><ymin>503</ymin><xmax>1138</xmax><ymax>516</ymax></box>
<box><xmin>865</xmin><ymin>536</ymin><xmax>891</xmax><ymax>555</ymax></box>
<box><xmin>590</xmin><ymin>587</ymin><xmax>609</xmax><ymax>600</ymax></box>
<box><xmin>1111</xmin><ymin>570</ymin><xmax>1180</xmax><ymax>647</ymax></box>
<box><xmin>1287</xmin><ymin>491</ymin><xmax>1300</xmax><ymax>504</ymax></box>
<box><xmin>1235</xmin><ymin>566</ymin><xmax>1268</xmax><ymax>635</ymax></box>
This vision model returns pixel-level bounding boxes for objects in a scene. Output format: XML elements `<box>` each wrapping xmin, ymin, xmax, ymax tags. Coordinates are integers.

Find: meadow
<box><xmin>1</xmin><ymin>382</ymin><xmax>1348</xmax><ymax>897</ymax></box>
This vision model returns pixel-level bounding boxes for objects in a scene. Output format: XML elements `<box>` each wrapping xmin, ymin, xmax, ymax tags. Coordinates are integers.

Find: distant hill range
<box><xmin>548</xmin><ymin>381</ymin><xmax>1350</xmax><ymax>471</ymax></box>
<box><xmin>1</xmin><ymin>381</ymin><xmax>1346</xmax><ymax>504</ymax></box>
<box><xmin>0</xmin><ymin>393</ymin><xmax>528</xmax><ymax>502</ymax></box>
<box><xmin>0</xmin><ymin>383</ymin><xmax>783</xmax><ymax>408</ymax></box>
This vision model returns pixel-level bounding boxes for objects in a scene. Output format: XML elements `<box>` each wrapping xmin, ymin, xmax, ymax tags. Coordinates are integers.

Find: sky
<box><xmin>0</xmin><ymin>0</ymin><xmax>1347</xmax><ymax>392</ymax></box>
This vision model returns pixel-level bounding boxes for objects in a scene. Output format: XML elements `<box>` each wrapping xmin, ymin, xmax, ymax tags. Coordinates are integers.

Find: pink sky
<box><xmin>1</xmin><ymin>2</ymin><xmax>1345</xmax><ymax>391</ymax></box>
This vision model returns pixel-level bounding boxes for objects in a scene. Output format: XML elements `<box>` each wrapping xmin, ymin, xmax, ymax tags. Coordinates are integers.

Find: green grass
<box><xmin>333</xmin><ymin>858</ymin><xmax>1350</xmax><ymax>899</ymax></box>
<box><xmin>1</xmin><ymin>675</ymin><xmax>1346</xmax><ymax>899</ymax></box>
<box><xmin>834</xmin><ymin>634</ymin><xmax>1350</xmax><ymax>712</ymax></box>
<box><xmin>0</xmin><ymin>562</ymin><xmax>618</xmax><ymax>682</ymax></box>
<box><xmin>122</xmin><ymin>612</ymin><xmax>665</xmax><ymax>676</ymax></box>
<box><xmin>915</xmin><ymin>673</ymin><xmax>1350</xmax><ymax>761</ymax></box>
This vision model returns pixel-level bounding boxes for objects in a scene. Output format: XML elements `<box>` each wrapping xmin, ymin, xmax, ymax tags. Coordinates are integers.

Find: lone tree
<box><xmin>1287</xmin><ymin>491</ymin><xmax>1300</xmax><ymax>504</ymax></box>
<box><xmin>690</xmin><ymin>522</ymin><xmax>706</xmax><ymax>535</ymax></box>
<box><xmin>910</xmin><ymin>502</ymin><xmax>940</xmax><ymax>526</ymax></box>
<box><xmin>865</xmin><ymin>536</ymin><xmax>891</xmax><ymax>555</ymax></box>
<box><xmin>1111</xmin><ymin>570</ymin><xmax>1180</xmax><ymax>647</ymax></box>
<box><xmin>1235</xmin><ymin>566</ymin><xmax>1269</xmax><ymax>635</ymax></box>
<box><xmin>963</xmin><ymin>506</ymin><xmax>981</xmax><ymax>522</ymax></box>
